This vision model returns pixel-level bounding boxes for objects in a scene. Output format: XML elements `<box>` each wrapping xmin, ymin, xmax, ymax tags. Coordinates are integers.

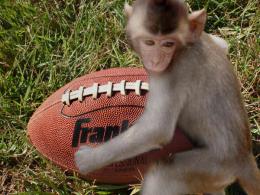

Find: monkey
<box><xmin>75</xmin><ymin>0</ymin><xmax>260</xmax><ymax>194</ymax></box>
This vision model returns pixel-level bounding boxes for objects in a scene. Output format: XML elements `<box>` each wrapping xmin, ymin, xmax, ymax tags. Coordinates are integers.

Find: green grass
<box><xmin>0</xmin><ymin>0</ymin><xmax>259</xmax><ymax>194</ymax></box>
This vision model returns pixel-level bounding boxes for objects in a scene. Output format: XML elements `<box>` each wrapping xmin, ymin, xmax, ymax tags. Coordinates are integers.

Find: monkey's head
<box><xmin>124</xmin><ymin>0</ymin><xmax>207</xmax><ymax>73</ymax></box>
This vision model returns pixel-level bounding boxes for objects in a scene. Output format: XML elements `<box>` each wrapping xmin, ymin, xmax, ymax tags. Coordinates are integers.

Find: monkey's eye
<box><xmin>162</xmin><ymin>41</ymin><xmax>175</xmax><ymax>47</ymax></box>
<box><xmin>144</xmin><ymin>40</ymin><xmax>155</xmax><ymax>46</ymax></box>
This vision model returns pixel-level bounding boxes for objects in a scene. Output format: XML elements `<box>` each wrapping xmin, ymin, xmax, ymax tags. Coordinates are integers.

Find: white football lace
<box><xmin>61</xmin><ymin>80</ymin><xmax>149</xmax><ymax>105</ymax></box>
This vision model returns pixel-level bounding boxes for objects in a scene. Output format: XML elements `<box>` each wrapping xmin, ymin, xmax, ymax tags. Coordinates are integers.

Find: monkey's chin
<box><xmin>144</xmin><ymin>63</ymin><xmax>169</xmax><ymax>73</ymax></box>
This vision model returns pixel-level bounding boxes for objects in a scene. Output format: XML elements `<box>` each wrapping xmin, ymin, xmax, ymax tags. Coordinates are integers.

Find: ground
<box><xmin>0</xmin><ymin>0</ymin><xmax>259</xmax><ymax>194</ymax></box>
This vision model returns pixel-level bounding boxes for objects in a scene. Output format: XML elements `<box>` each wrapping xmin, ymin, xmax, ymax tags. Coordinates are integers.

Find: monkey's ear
<box><xmin>187</xmin><ymin>9</ymin><xmax>207</xmax><ymax>43</ymax></box>
<box><xmin>124</xmin><ymin>2</ymin><xmax>133</xmax><ymax>18</ymax></box>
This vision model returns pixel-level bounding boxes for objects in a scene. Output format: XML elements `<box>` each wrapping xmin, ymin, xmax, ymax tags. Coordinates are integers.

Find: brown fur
<box><xmin>145</xmin><ymin>0</ymin><xmax>187</xmax><ymax>34</ymax></box>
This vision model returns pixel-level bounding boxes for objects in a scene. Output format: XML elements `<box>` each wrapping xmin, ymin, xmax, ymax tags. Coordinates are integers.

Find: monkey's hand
<box><xmin>75</xmin><ymin>145</ymin><xmax>105</xmax><ymax>174</ymax></box>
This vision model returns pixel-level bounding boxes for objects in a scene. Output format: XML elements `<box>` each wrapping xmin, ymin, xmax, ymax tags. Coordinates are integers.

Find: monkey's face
<box><xmin>136</xmin><ymin>35</ymin><xmax>178</xmax><ymax>72</ymax></box>
<box><xmin>126</xmin><ymin>25</ymin><xmax>187</xmax><ymax>73</ymax></box>
<box><xmin>124</xmin><ymin>0</ymin><xmax>188</xmax><ymax>73</ymax></box>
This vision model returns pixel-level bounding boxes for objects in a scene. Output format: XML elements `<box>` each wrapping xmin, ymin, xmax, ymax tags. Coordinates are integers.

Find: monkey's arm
<box><xmin>75</xmin><ymin>91</ymin><xmax>185</xmax><ymax>174</ymax></box>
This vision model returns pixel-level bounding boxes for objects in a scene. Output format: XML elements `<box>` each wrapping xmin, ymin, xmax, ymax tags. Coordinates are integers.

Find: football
<box><xmin>27</xmin><ymin>67</ymin><xmax>193</xmax><ymax>184</ymax></box>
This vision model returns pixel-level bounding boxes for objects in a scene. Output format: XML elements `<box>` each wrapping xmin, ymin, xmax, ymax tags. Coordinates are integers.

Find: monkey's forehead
<box><xmin>130</xmin><ymin>0</ymin><xmax>188</xmax><ymax>36</ymax></box>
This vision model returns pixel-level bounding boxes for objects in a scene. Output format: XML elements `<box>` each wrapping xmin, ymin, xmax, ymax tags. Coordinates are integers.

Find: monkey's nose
<box><xmin>151</xmin><ymin>58</ymin><xmax>160</xmax><ymax>66</ymax></box>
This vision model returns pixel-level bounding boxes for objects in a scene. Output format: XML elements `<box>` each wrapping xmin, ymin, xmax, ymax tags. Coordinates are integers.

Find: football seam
<box><xmin>61</xmin><ymin>80</ymin><xmax>149</xmax><ymax>106</ymax></box>
<box><xmin>30</xmin><ymin>74</ymin><xmax>148</xmax><ymax>121</ymax></box>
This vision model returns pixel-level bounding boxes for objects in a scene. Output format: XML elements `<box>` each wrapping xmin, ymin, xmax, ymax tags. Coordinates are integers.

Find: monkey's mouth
<box><xmin>144</xmin><ymin>62</ymin><xmax>169</xmax><ymax>73</ymax></box>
